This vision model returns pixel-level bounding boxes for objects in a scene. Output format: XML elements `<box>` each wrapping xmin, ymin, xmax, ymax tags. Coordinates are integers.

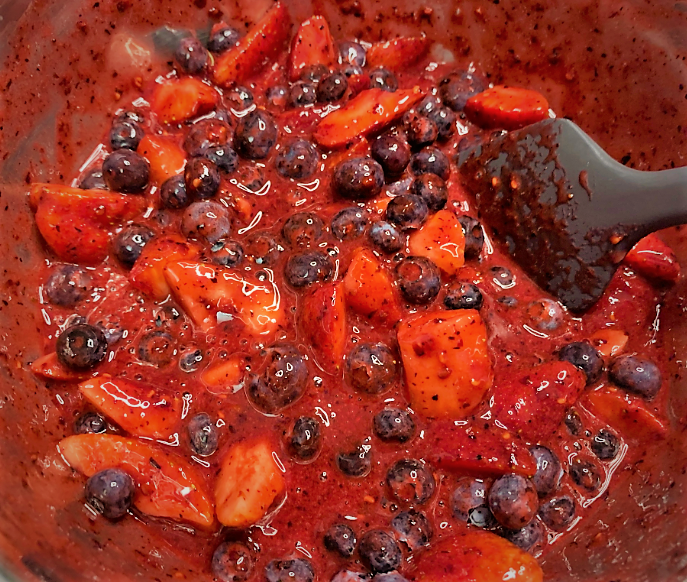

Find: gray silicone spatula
<box><xmin>458</xmin><ymin>118</ymin><xmax>687</xmax><ymax>313</ymax></box>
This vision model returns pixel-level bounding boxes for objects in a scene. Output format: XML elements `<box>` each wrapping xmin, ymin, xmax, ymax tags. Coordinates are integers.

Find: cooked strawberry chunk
<box><xmin>288</xmin><ymin>16</ymin><xmax>338</xmax><ymax>81</ymax></box>
<box><xmin>366</xmin><ymin>36</ymin><xmax>430</xmax><ymax>71</ymax></box>
<box><xmin>464</xmin><ymin>86</ymin><xmax>549</xmax><ymax>130</ymax></box>
<box><xmin>150</xmin><ymin>77</ymin><xmax>219</xmax><ymax>125</ymax></box>
<box><xmin>624</xmin><ymin>233</ymin><xmax>680</xmax><ymax>283</ymax></box>
<box><xmin>300</xmin><ymin>282</ymin><xmax>347</xmax><ymax>374</ymax></box>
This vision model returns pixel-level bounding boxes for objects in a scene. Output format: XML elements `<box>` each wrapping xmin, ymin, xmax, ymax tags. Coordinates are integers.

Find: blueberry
<box><xmin>208</xmin><ymin>240</ymin><xmax>243</xmax><ymax>268</ymax></box>
<box><xmin>538</xmin><ymin>496</ymin><xmax>576</xmax><ymax>531</ymax></box>
<box><xmin>333</xmin><ymin>157</ymin><xmax>384</xmax><ymax>200</ymax></box>
<box><xmin>281</xmin><ymin>213</ymin><xmax>325</xmax><ymax>249</ymax></box>
<box><xmin>288</xmin><ymin>81</ymin><xmax>317</xmax><ymax>107</ymax></box>
<box><xmin>207</xmin><ymin>23</ymin><xmax>240</xmax><ymax>53</ymax></box>
<box><xmin>369</xmin><ymin>221</ymin><xmax>404</xmax><ymax>254</ymax></box>
<box><xmin>488</xmin><ymin>474</ymin><xmax>539</xmax><ymax>530</ymax></box>
<box><xmin>265</xmin><ymin>559</ymin><xmax>314</xmax><ymax>582</ymax></box>
<box><xmin>395</xmin><ymin>256</ymin><xmax>441</xmax><ymax>304</ymax></box>
<box><xmin>609</xmin><ymin>355</ymin><xmax>662</xmax><ymax>399</ymax></box>
<box><xmin>444</xmin><ymin>282</ymin><xmax>483</xmax><ymax>310</ymax></box>
<box><xmin>467</xmin><ymin>506</ymin><xmax>497</xmax><ymax>529</ymax></box>
<box><xmin>187</xmin><ymin>412</ymin><xmax>218</xmax><ymax>456</ymax></box>
<box><xmin>404</xmin><ymin>111</ymin><xmax>438</xmax><ymax>148</ymax></box>
<box><xmin>339</xmin><ymin>41</ymin><xmax>366</xmax><ymax>67</ymax></box>
<box><xmin>247</xmin><ymin>344</ymin><xmax>308</xmax><ymax>414</ymax></box>
<box><xmin>288</xmin><ymin>416</ymin><xmax>321</xmax><ymax>462</ymax></box>
<box><xmin>237</xmin><ymin>164</ymin><xmax>266</xmax><ymax>192</ymax></box>
<box><xmin>324</xmin><ymin>523</ymin><xmax>357</xmax><ymax>557</ymax></box>
<box><xmin>300</xmin><ymin>64</ymin><xmax>329</xmax><ymax>83</ymax></box>
<box><xmin>74</xmin><ymin>411</ymin><xmax>106</xmax><ymax>435</ymax></box>
<box><xmin>284</xmin><ymin>251</ymin><xmax>334</xmax><ymax>288</ymax></box>
<box><xmin>591</xmin><ymin>429</ymin><xmax>621</xmax><ymax>460</ymax></box>
<box><xmin>205</xmin><ymin>145</ymin><xmax>239</xmax><ymax>174</ymax></box>
<box><xmin>179</xmin><ymin>349</ymin><xmax>203</xmax><ymax>372</ymax></box>
<box><xmin>490</xmin><ymin>266</ymin><xmax>515</xmax><ymax>289</ymax></box>
<box><xmin>137</xmin><ymin>330</ymin><xmax>174</xmax><ymax>367</ymax></box>
<box><xmin>317</xmin><ymin>72</ymin><xmax>348</xmax><ymax>102</ymax></box>
<box><xmin>275</xmin><ymin>139</ymin><xmax>319</xmax><ymax>180</ymax></box>
<box><xmin>371</xmin><ymin>134</ymin><xmax>411</xmax><ymax>178</ymax></box>
<box><xmin>342</xmin><ymin>63</ymin><xmax>365</xmax><ymax>77</ymax></box>
<box><xmin>174</xmin><ymin>36</ymin><xmax>208</xmax><ymax>74</ymax></box>
<box><xmin>226</xmin><ymin>86</ymin><xmax>254</xmax><ymax>111</ymax></box>
<box><xmin>103</xmin><ymin>149</ymin><xmax>149</xmax><ymax>194</ymax></box>
<box><xmin>391</xmin><ymin>510</ymin><xmax>432</xmax><ymax>550</ymax></box>
<box><xmin>358</xmin><ymin>530</ymin><xmax>402</xmax><ymax>573</ymax></box>
<box><xmin>373</xmin><ymin>409</ymin><xmax>415</xmax><ymax>443</ymax></box>
<box><xmin>386</xmin><ymin>195</ymin><xmax>428</xmax><ymax>233</ymax></box>
<box><xmin>185</xmin><ymin>157</ymin><xmax>221</xmax><ymax>200</ymax></box>
<box><xmin>451</xmin><ymin>477</ymin><xmax>489</xmax><ymax>521</ymax></box>
<box><xmin>44</xmin><ymin>265</ymin><xmax>91</xmax><ymax>306</ymax></box>
<box><xmin>373</xmin><ymin>573</ymin><xmax>407</xmax><ymax>582</ymax></box>
<box><xmin>160</xmin><ymin>175</ymin><xmax>190</xmax><ymax>209</ymax></box>
<box><xmin>183</xmin><ymin>119</ymin><xmax>230</xmax><ymax>157</ymax></box>
<box><xmin>331</xmin><ymin>207</ymin><xmax>368</xmax><ymax>241</ymax></box>
<box><xmin>109</xmin><ymin>119</ymin><xmax>143</xmax><ymax>151</ymax></box>
<box><xmin>332</xmin><ymin>571</ymin><xmax>369</xmax><ymax>582</ymax></box>
<box><xmin>410</xmin><ymin>174</ymin><xmax>447</xmax><ymax>212</ymax></box>
<box><xmin>245</xmin><ymin>232</ymin><xmax>280</xmax><ymax>265</ymax></box>
<box><xmin>346</xmin><ymin>343</ymin><xmax>398</xmax><ymax>394</ymax></box>
<box><xmin>386</xmin><ymin>459</ymin><xmax>435</xmax><ymax>505</ymax></box>
<box><xmin>56</xmin><ymin>324</ymin><xmax>108</xmax><ymax>370</ymax></box>
<box><xmin>409</xmin><ymin>147</ymin><xmax>450</xmax><ymax>180</ymax></box>
<box><xmin>337</xmin><ymin>445</ymin><xmax>371</xmax><ymax>478</ymax></box>
<box><xmin>530</xmin><ymin>445</ymin><xmax>562</xmax><ymax>497</ymax></box>
<box><xmin>526</xmin><ymin>298</ymin><xmax>564</xmax><ymax>332</ymax></box>
<box><xmin>86</xmin><ymin>468</ymin><xmax>134</xmax><ymax>520</ymax></box>
<box><xmin>439</xmin><ymin>72</ymin><xmax>484</xmax><ymax>112</ymax></box>
<box><xmin>569</xmin><ymin>458</ymin><xmax>602</xmax><ymax>492</ymax></box>
<box><xmin>267</xmin><ymin>86</ymin><xmax>288</xmax><ymax>109</ymax></box>
<box><xmin>181</xmin><ymin>201</ymin><xmax>231</xmax><ymax>244</ymax></box>
<box><xmin>564</xmin><ymin>408</ymin><xmax>584</xmax><ymax>436</ymax></box>
<box><xmin>369</xmin><ymin>68</ymin><xmax>398</xmax><ymax>92</ymax></box>
<box><xmin>211</xmin><ymin>542</ymin><xmax>254</xmax><ymax>582</ymax></box>
<box><xmin>426</xmin><ymin>106</ymin><xmax>456</xmax><ymax>141</ymax></box>
<box><xmin>457</xmin><ymin>216</ymin><xmax>484</xmax><ymax>259</ymax></box>
<box><xmin>502</xmin><ymin>519</ymin><xmax>545</xmax><ymax>553</ymax></box>
<box><xmin>416</xmin><ymin>95</ymin><xmax>443</xmax><ymax>117</ymax></box>
<box><xmin>79</xmin><ymin>167</ymin><xmax>108</xmax><ymax>190</ymax></box>
<box><xmin>234</xmin><ymin>109</ymin><xmax>277</xmax><ymax>159</ymax></box>
<box><xmin>559</xmin><ymin>341</ymin><xmax>604</xmax><ymax>384</ymax></box>
<box><xmin>113</xmin><ymin>225</ymin><xmax>154</xmax><ymax>269</ymax></box>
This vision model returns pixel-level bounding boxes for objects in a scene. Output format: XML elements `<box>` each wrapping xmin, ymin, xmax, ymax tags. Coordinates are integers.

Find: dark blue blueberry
<box><xmin>207</xmin><ymin>23</ymin><xmax>240</xmax><ymax>53</ymax></box>
<box><xmin>179</xmin><ymin>349</ymin><xmax>203</xmax><ymax>372</ymax></box>
<box><xmin>427</xmin><ymin>105</ymin><xmax>456</xmax><ymax>141</ymax></box>
<box><xmin>526</xmin><ymin>298</ymin><xmax>564</xmax><ymax>332</ymax></box>
<box><xmin>347</xmin><ymin>343</ymin><xmax>398</xmax><ymax>395</ymax></box>
<box><xmin>451</xmin><ymin>477</ymin><xmax>489</xmax><ymax>521</ymax></box>
<box><xmin>609</xmin><ymin>355</ymin><xmax>662</xmax><ymax>399</ymax></box>
<box><xmin>331</xmin><ymin>207</ymin><xmax>368</xmax><ymax>241</ymax></box>
<box><xmin>237</xmin><ymin>164</ymin><xmax>266</xmax><ymax>192</ymax></box>
<box><xmin>490</xmin><ymin>266</ymin><xmax>515</xmax><ymax>289</ymax></box>
<box><xmin>317</xmin><ymin>72</ymin><xmax>348</xmax><ymax>102</ymax></box>
<box><xmin>337</xmin><ymin>445</ymin><xmax>371</xmax><ymax>478</ymax></box>
<box><xmin>160</xmin><ymin>175</ymin><xmax>189</xmax><ymax>209</ymax></box>
<box><xmin>183</xmin><ymin>119</ymin><xmax>230</xmax><ymax>157</ymax></box>
<box><xmin>79</xmin><ymin>167</ymin><xmax>108</xmax><ymax>190</ymax></box>
<box><xmin>74</xmin><ymin>411</ymin><xmax>106</xmax><ymax>435</ymax></box>
<box><xmin>300</xmin><ymin>64</ymin><xmax>329</xmax><ymax>83</ymax></box>
<box><xmin>416</xmin><ymin>95</ymin><xmax>443</xmax><ymax>117</ymax></box>
<box><xmin>409</xmin><ymin>147</ymin><xmax>450</xmax><ymax>180</ymax></box>
<box><xmin>226</xmin><ymin>86</ymin><xmax>254</xmax><ymax>111</ymax></box>
<box><xmin>488</xmin><ymin>474</ymin><xmax>539</xmax><ymax>530</ymax></box>
<box><xmin>333</xmin><ymin>157</ymin><xmax>384</xmax><ymax>200</ymax></box>
<box><xmin>358</xmin><ymin>530</ymin><xmax>402</xmax><ymax>573</ymax></box>
<box><xmin>44</xmin><ymin>265</ymin><xmax>90</xmax><ymax>307</ymax></box>
<box><xmin>564</xmin><ymin>408</ymin><xmax>584</xmax><ymax>436</ymax></box>
<box><xmin>385</xmin><ymin>194</ymin><xmax>428</xmax><ymax>231</ymax></box>
<box><xmin>86</xmin><ymin>468</ymin><xmax>134</xmax><ymax>520</ymax></box>
<box><xmin>282</xmin><ymin>212</ymin><xmax>325</xmax><ymax>248</ymax></box>
<box><xmin>113</xmin><ymin>224</ymin><xmax>154</xmax><ymax>269</ymax></box>
<box><xmin>342</xmin><ymin>63</ymin><xmax>365</xmax><ymax>77</ymax></box>
<box><xmin>205</xmin><ymin>145</ymin><xmax>239</xmax><ymax>174</ymax></box>
<box><xmin>265</xmin><ymin>559</ymin><xmax>314</xmax><ymax>582</ymax></box>
<box><xmin>457</xmin><ymin>215</ymin><xmax>484</xmax><ymax>259</ymax></box>
<box><xmin>373</xmin><ymin>408</ymin><xmax>415</xmax><ymax>443</ymax></box>
<box><xmin>288</xmin><ymin>81</ymin><xmax>317</xmax><ymax>107</ymax></box>
<box><xmin>234</xmin><ymin>109</ymin><xmax>277</xmax><ymax>159</ymax></box>
<box><xmin>174</xmin><ymin>36</ymin><xmax>208</xmax><ymax>74</ymax></box>
<box><xmin>339</xmin><ymin>41</ymin><xmax>366</xmax><ymax>67</ymax></box>
<box><xmin>211</xmin><ymin>542</ymin><xmax>253</xmax><ymax>582</ymax></box>
<box><xmin>109</xmin><ymin>119</ymin><xmax>143</xmax><ymax>151</ymax></box>
<box><xmin>538</xmin><ymin>496</ymin><xmax>576</xmax><ymax>531</ymax></box>
<box><xmin>288</xmin><ymin>416</ymin><xmax>321</xmax><ymax>462</ymax></box>
<box><xmin>247</xmin><ymin>344</ymin><xmax>308</xmax><ymax>414</ymax></box>
<box><xmin>267</xmin><ymin>85</ymin><xmax>288</xmax><ymax>108</ymax></box>
<box><xmin>403</xmin><ymin>111</ymin><xmax>437</xmax><ymax>148</ymax></box>
<box><xmin>530</xmin><ymin>445</ymin><xmax>562</xmax><ymax>497</ymax></box>
<box><xmin>209</xmin><ymin>240</ymin><xmax>244</xmax><ymax>267</ymax></box>
<box><xmin>444</xmin><ymin>282</ymin><xmax>483</xmax><ymax>310</ymax></box>
<box><xmin>56</xmin><ymin>324</ymin><xmax>108</xmax><ymax>370</ymax></box>
<box><xmin>439</xmin><ymin>72</ymin><xmax>484</xmax><ymax>112</ymax></box>
<box><xmin>410</xmin><ymin>173</ymin><xmax>447</xmax><ymax>212</ymax></box>
<box><xmin>395</xmin><ymin>256</ymin><xmax>441</xmax><ymax>304</ymax></box>
<box><xmin>369</xmin><ymin>68</ymin><xmax>398</xmax><ymax>92</ymax></box>
<box><xmin>284</xmin><ymin>251</ymin><xmax>334</xmax><ymax>288</ymax></box>
<box><xmin>324</xmin><ymin>523</ymin><xmax>357</xmax><ymax>557</ymax></box>
<box><xmin>275</xmin><ymin>140</ymin><xmax>319</xmax><ymax>180</ymax></box>
<box><xmin>559</xmin><ymin>341</ymin><xmax>604</xmax><ymax>384</ymax></box>
<box><xmin>137</xmin><ymin>330</ymin><xmax>174</xmax><ymax>367</ymax></box>
<box><xmin>185</xmin><ymin>157</ymin><xmax>221</xmax><ymax>200</ymax></box>
<box><xmin>591</xmin><ymin>429</ymin><xmax>621</xmax><ymax>460</ymax></box>
<box><xmin>569</xmin><ymin>458</ymin><xmax>602</xmax><ymax>492</ymax></box>
<box><xmin>188</xmin><ymin>412</ymin><xmax>219</xmax><ymax>456</ymax></box>
<box><xmin>371</xmin><ymin>134</ymin><xmax>411</xmax><ymax>177</ymax></box>
<box><xmin>369</xmin><ymin>221</ymin><xmax>403</xmax><ymax>254</ymax></box>
<box><xmin>386</xmin><ymin>459</ymin><xmax>435</xmax><ymax>505</ymax></box>
<box><xmin>373</xmin><ymin>573</ymin><xmax>407</xmax><ymax>582</ymax></box>
<box><xmin>181</xmin><ymin>201</ymin><xmax>231</xmax><ymax>244</ymax></box>
<box><xmin>391</xmin><ymin>510</ymin><xmax>433</xmax><ymax>550</ymax></box>
<box><xmin>502</xmin><ymin>519</ymin><xmax>545</xmax><ymax>553</ymax></box>
<box><xmin>103</xmin><ymin>149</ymin><xmax>149</xmax><ymax>194</ymax></box>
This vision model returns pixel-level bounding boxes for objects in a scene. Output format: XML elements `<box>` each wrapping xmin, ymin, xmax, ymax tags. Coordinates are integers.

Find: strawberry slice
<box><xmin>163</xmin><ymin>261</ymin><xmax>284</xmax><ymax>336</ymax></box>
<box><xmin>79</xmin><ymin>375</ymin><xmax>182</xmax><ymax>439</ymax></box>
<box><xmin>623</xmin><ymin>233</ymin><xmax>680</xmax><ymax>283</ymax></box>
<box><xmin>314</xmin><ymin>87</ymin><xmax>424</xmax><ymax>149</ymax></box>
<box><xmin>212</xmin><ymin>2</ymin><xmax>292</xmax><ymax>87</ymax></box>
<box><xmin>31</xmin><ymin>352</ymin><xmax>91</xmax><ymax>382</ymax></box>
<box><xmin>589</xmin><ymin>328</ymin><xmax>629</xmax><ymax>358</ymax></box>
<box><xmin>365</xmin><ymin>36</ymin><xmax>430</xmax><ymax>71</ymax></box>
<box><xmin>490</xmin><ymin>361</ymin><xmax>586</xmax><ymax>442</ymax></box>
<box><xmin>150</xmin><ymin>77</ymin><xmax>219</xmax><ymax>124</ymax></box>
<box><xmin>137</xmin><ymin>134</ymin><xmax>186</xmax><ymax>185</ymax></box>
<box><xmin>288</xmin><ymin>16</ymin><xmax>338</xmax><ymax>82</ymax></box>
<box><xmin>300</xmin><ymin>282</ymin><xmax>347</xmax><ymax>374</ymax></box>
<box><xmin>31</xmin><ymin>184</ymin><xmax>145</xmax><ymax>264</ymax></box>
<box><xmin>408</xmin><ymin>209</ymin><xmax>465</xmax><ymax>275</ymax></box>
<box><xmin>59</xmin><ymin>434</ymin><xmax>214</xmax><ymax>528</ymax></box>
<box><xmin>464</xmin><ymin>86</ymin><xmax>549</xmax><ymax>131</ymax></box>
<box><xmin>214</xmin><ymin>439</ymin><xmax>286</xmax><ymax>528</ymax></box>
<box><xmin>201</xmin><ymin>354</ymin><xmax>247</xmax><ymax>395</ymax></box>
<box><xmin>343</xmin><ymin>249</ymin><xmax>401</xmax><ymax>322</ymax></box>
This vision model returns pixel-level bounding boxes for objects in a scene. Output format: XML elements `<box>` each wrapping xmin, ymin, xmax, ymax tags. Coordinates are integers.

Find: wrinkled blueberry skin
<box><xmin>530</xmin><ymin>445</ymin><xmax>562</xmax><ymax>497</ymax></box>
<box><xmin>234</xmin><ymin>109</ymin><xmax>278</xmax><ymax>159</ymax></box>
<box><xmin>288</xmin><ymin>416</ymin><xmax>321</xmax><ymax>462</ymax></box>
<box><xmin>371</xmin><ymin>134</ymin><xmax>411</xmax><ymax>177</ymax></box>
<box><xmin>174</xmin><ymin>36</ymin><xmax>208</xmax><ymax>74</ymax></box>
<box><xmin>488</xmin><ymin>474</ymin><xmax>539</xmax><ymax>530</ymax></box>
<box><xmin>44</xmin><ymin>265</ymin><xmax>91</xmax><ymax>307</ymax></box>
<box><xmin>444</xmin><ymin>282</ymin><xmax>483</xmax><ymax>311</ymax></box>
<box><xmin>395</xmin><ymin>256</ymin><xmax>441</xmax><ymax>305</ymax></box>
<box><xmin>373</xmin><ymin>408</ymin><xmax>415</xmax><ymax>443</ymax></box>
<box><xmin>386</xmin><ymin>459</ymin><xmax>436</xmax><ymax>505</ymax></box>
<box><xmin>212</xmin><ymin>542</ymin><xmax>254</xmax><ymax>582</ymax></box>
<box><xmin>569</xmin><ymin>458</ymin><xmax>602</xmax><ymax>492</ymax></box>
<box><xmin>85</xmin><ymin>468</ymin><xmax>135</xmax><ymax>520</ymax></box>
<box><xmin>56</xmin><ymin>323</ymin><xmax>108</xmax><ymax>370</ymax></box>
<box><xmin>183</xmin><ymin>119</ymin><xmax>230</xmax><ymax>157</ymax></box>
<box><xmin>332</xmin><ymin>207</ymin><xmax>368</xmax><ymax>241</ymax></box>
<box><xmin>358</xmin><ymin>530</ymin><xmax>402</xmax><ymax>574</ymax></box>
<box><xmin>160</xmin><ymin>175</ymin><xmax>190</xmax><ymax>209</ymax></box>
<box><xmin>609</xmin><ymin>355</ymin><xmax>662</xmax><ymax>399</ymax></box>
<box><xmin>333</xmin><ymin>157</ymin><xmax>385</xmax><ymax>200</ymax></box>
<box><xmin>591</xmin><ymin>429</ymin><xmax>621</xmax><ymax>460</ymax></box>
<box><xmin>404</xmin><ymin>111</ymin><xmax>438</xmax><ymax>149</ymax></box>
<box><xmin>324</xmin><ymin>523</ymin><xmax>357</xmax><ymax>557</ymax></box>
<box><xmin>337</xmin><ymin>446</ymin><xmax>371</xmax><ymax>478</ymax></box>
<box><xmin>347</xmin><ymin>343</ymin><xmax>398</xmax><ymax>394</ymax></box>
<box><xmin>188</xmin><ymin>412</ymin><xmax>219</xmax><ymax>457</ymax></box>
<box><xmin>559</xmin><ymin>341</ymin><xmax>604</xmax><ymax>384</ymax></box>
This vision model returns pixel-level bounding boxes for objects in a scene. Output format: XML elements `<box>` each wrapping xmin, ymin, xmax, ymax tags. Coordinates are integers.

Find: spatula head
<box><xmin>458</xmin><ymin>118</ymin><xmax>643</xmax><ymax>313</ymax></box>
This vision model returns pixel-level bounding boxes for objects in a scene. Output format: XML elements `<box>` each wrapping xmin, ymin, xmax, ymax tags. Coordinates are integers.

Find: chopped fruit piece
<box><xmin>324</xmin><ymin>138</ymin><xmax>371</xmax><ymax>171</ymax></box>
<box><xmin>366</xmin><ymin>36</ymin><xmax>430</xmax><ymax>71</ymax></box>
<box><xmin>347</xmin><ymin>73</ymin><xmax>371</xmax><ymax>97</ymax></box>
<box><xmin>79</xmin><ymin>376</ymin><xmax>181</xmax><ymax>439</ymax></box>
<box><xmin>397</xmin><ymin>310</ymin><xmax>493</xmax><ymax>419</ymax></box>
<box><xmin>582</xmin><ymin>387</ymin><xmax>667</xmax><ymax>442</ymax></box>
<box><xmin>590</xmin><ymin>328</ymin><xmax>629</xmax><ymax>358</ymax></box>
<box><xmin>408</xmin><ymin>210</ymin><xmax>465</xmax><ymax>275</ymax></box>
<box><xmin>150</xmin><ymin>77</ymin><xmax>219</xmax><ymax>124</ymax></box>
<box><xmin>214</xmin><ymin>439</ymin><xmax>286</xmax><ymax>528</ymax></box>
<box><xmin>491</xmin><ymin>362</ymin><xmax>586</xmax><ymax>442</ymax></box>
<box><xmin>129</xmin><ymin>237</ymin><xmax>200</xmax><ymax>300</ymax></box>
<box><xmin>31</xmin><ymin>184</ymin><xmax>145</xmax><ymax>264</ymax></box>
<box><xmin>30</xmin><ymin>352</ymin><xmax>91</xmax><ymax>382</ymax></box>
<box><xmin>300</xmin><ymin>282</ymin><xmax>347</xmax><ymax>374</ymax></box>
<box><xmin>288</xmin><ymin>16</ymin><xmax>338</xmax><ymax>81</ymax></box>
<box><xmin>163</xmin><ymin>261</ymin><xmax>284</xmax><ymax>336</ymax></box>
<box><xmin>59</xmin><ymin>434</ymin><xmax>214</xmax><ymax>528</ymax></box>
<box><xmin>464</xmin><ymin>86</ymin><xmax>549</xmax><ymax>131</ymax></box>
<box><xmin>410</xmin><ymin>530</ymin><xmax>543</xmax><ymax>582</ymax></box>
<box><xmin>201</xmin><ymin>355</ymin><xmax>247</xmax><ymax>394</ymax></box>
<box><xmin>343</xmin><ymin>249</ymin><xmax>402</xmax><ymax>322</ymax></box>
<box><xmin>212</xmin><ymin>2</ymin><xmax>292</xmax><ymax>87</ymax></box>
<box><xmin>314</xmin><ymin>87</ymin><xmax>424</xmax><ymax>149</ymax></box>
<box><xmin>137</xmin><ymin>134</ymin><xmax>186</xmax><ymax>185</ymax></box>
<box><xmin>623</xmin><ymin>233</ymin><xmax>680</xmax><ymax>283</ymax></box>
